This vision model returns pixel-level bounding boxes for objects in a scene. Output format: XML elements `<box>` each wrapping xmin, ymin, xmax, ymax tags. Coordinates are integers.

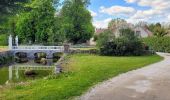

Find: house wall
<box><xmin>134</xmin><ymin>27</ymin><xmax>149</xmax><ymax>38</ymax></box>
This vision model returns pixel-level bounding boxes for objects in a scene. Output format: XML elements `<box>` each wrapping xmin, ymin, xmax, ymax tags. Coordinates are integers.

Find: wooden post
<box><xmin>9</xmin><ymin>66</ymin><xmax>12</xmax><ymax>80</ymax></box>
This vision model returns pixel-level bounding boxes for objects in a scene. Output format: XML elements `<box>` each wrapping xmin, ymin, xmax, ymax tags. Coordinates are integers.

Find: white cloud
<box><xmin>168</xmin><ymin>15</ymin><xmax>170</xmax><ymax>20</ymax></box>
<box><xmin>100</xmin><ymin>6</ymin><xmax>136</xmax><ymax>16</ymax></box>
<box><xmin>93</xmin><ymin>18</ymin><xmax>112</xmax><ymax>28</ymax></box>
<box><xmin>125</xmin><ymin>0</ymin><xmax>138</xmax><ymax>3</ymax></box>
<box><xmin>124</xmin><ymin>0</ymin><xmax>170</xmax><ymax>23</ymax></box>
<box><xmin>93</xmin><ymin>0</ymin><xmax>170</xmax><ymax>26</ymax></box>
<box><xmin>89</xmin><ymin>10</ymin><xmax>97</xmax><ymax>17</ymax></box>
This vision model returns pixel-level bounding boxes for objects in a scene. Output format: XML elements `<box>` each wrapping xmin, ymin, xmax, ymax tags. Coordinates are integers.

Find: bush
<box><xmin>96</xmin><ymin>30</ymin><xmax>114</xmax><ymax>47</ymax></box>
<box><xmin>100</xmin><ymin>37</ymin><xmax>145</xmax><ymax>56</ymax></box>
<box><xmin>143</xmin><ymin>36</ymin><xmax>170</xmax><ymax>53</ymax></box>
<box><xmin>98</xmin><ymin>28</ymin><xmax>147</xmax><ymax>56</ymax></box>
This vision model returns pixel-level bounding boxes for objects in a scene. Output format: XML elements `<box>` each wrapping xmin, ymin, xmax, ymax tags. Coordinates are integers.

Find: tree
<box><xmin>0</xmin><ymin>0</ymin><xmax>30</xmax><ymax>35</ymax></box>
<box><xmin>148</xmin><ymin>23</ymin><xmax>168</xmax><ymax>37</ymax></box>
<box><xmin>119</xmin><ymin>28</ymin><xmax>136</xmax><ymax>39</ymax></box>
<box><xmin>0</xmin><ymin>0</ymin><xmax>29</xmax><ymax>24</ymax></box>
<box><xmin>15</xmin><ymin>0</ymin><xmax>63</xmax><ymax>44</ymax></box>
<box><xmin>108</xmin><ymin>18</ymin><xmax>127</xmax><ymax>30</ymax></box>
<box><xmin>96</xmin><ymin>30</ymin><xmax>114</xmax><ymax>47</ymax></box>
<box><xmin>61</xmin><ymin>0</ymin><xmax>94</xmax><ymax>44</ymax></box>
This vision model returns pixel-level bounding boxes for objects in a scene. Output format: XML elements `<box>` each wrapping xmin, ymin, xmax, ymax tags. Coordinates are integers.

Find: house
<box><xmin>89</xmin><ymin>22</ymin><xmax>153</xmax><ymax>46</ymax></box>
<box><xmin>95</xmin><ymin>28</ymin><xmax>106</xmax><ymax>35</ymax></box>
<box><xmin>134</xmin><ymin>23</ymin><xmax>153</xmax><ymax>38</ymax></box>
<box><xmin>110</xmin><ymin>22</ymin><xmax>153</xmax><ymax>38</ymax></box>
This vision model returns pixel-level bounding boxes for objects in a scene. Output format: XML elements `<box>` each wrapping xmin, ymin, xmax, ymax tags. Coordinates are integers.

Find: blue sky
<box><xmin>87</xmin><ymin>0</ymin><xmax>170</xmax><ymax>28</ymax></box>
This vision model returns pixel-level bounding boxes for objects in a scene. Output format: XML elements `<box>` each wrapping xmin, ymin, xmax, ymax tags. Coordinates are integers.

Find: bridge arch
<box><xmin>15</xmin><ymin>52</ymin><xmax>28</xmax><ymax>63</ymax></box>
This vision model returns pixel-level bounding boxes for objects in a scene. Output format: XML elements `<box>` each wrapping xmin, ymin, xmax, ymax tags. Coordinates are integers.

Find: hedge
<box><xmin>143</xmin><ymin>37</ymin><xmax>170</xmax><ymax>53</ymax></box>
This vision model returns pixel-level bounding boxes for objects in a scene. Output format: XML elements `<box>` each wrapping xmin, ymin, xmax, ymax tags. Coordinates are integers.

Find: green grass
<box><xmin>0</xmin><ymin>54</ymin><xmax>163</xmax><ymax>100</ymax></box>
<box><xmin>0</xmin><ymin>34</ymin><xmax>8</xmax><ymax>46</ymax></box>
<box><xmin>0</xmin><ymin>46</ymin><xmax>8</xmax><ymax>49</ymax></box>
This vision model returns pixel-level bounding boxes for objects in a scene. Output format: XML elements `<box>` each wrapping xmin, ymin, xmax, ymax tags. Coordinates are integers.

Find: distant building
<box><xmin>90</xmin><ymin>21</ymin><xmax>153</xmax><ymax>46</ymax></box>
<box><xmin>95</xmin><ymin>28</ymin><xmax>106</xmax><ymax>35</ymax></box>
<box><xmin>134</xmin><ymin>22</ymin><xmax>153</xmax><ymax>37</ymax></box>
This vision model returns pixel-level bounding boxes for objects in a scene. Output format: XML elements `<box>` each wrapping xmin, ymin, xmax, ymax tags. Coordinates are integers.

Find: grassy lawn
<box><xmin>0</xmin><ymin>46</ymin><xmax>8</xmax><ymax>48</ymax></box>
<box><xmin>0</xmin><ymin>54</ymin><xmax>162</xmax><ymax>100</ymax></box>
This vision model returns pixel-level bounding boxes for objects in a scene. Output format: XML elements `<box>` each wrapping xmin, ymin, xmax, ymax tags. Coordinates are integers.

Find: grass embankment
<box><xmin>0</xmin><ymin>54</ymin><xmax>162</xmax><ymax>100</ymax></box>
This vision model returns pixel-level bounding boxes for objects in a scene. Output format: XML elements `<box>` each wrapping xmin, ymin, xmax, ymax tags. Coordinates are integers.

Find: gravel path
<box><xmin>80</xmin><ymin>52</ymin><xmax>170</xmax><ymax>100</ymax></box>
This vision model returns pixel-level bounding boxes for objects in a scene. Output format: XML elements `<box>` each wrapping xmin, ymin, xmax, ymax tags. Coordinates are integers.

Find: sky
<box><xmin>88</xmin><ymin>0</ymin><xmax>170</xmax><ymax>28</ymax></box>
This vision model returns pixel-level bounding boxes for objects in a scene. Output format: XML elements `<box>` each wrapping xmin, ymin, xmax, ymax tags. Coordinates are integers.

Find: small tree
<box><xmin>96</xmin><ymin>30</ymin><xmax>114</xmax><ymax>47</ymax></box>
<box><xmin>148</xmin><ymin>23</ymin><xmax>168</xmax><ymax>37</ymax></box>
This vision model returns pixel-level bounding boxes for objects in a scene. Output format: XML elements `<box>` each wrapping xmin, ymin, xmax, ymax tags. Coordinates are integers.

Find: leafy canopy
<box><xmin>61</xmin><ymin>0</ymin><xmax>94</xmax><ymax>44</ymax></box>
<box><xmin>148</xmin><ymin>23</ymin><xmax>168</xmax><ymax>37</ymax></box>
<box><xmin>15</xmin><ymin>0</ymin><xmax>64</xmax><ymax>45</ymax></box>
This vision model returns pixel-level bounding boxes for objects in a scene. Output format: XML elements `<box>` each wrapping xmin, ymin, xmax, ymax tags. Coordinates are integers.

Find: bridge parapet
<box><xmin>12</xmin><ymin>46</ymin><xmax>64</xmax><ymax>52</ymax></box>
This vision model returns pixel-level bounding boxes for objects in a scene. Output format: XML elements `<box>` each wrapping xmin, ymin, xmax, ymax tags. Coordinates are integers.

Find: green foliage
<box><xmin>108</xmin><ymin>18</ymin><xmax>127</xmax><ymax>30</ymax></box>
<box><xmin>49</xmin><ymin>17</ymin><xmax>66</xmax><ymax>45</ymax></box>
<box><xmin>119</xmin><ymin>28</ymin><xmax>137</xmax><ymax>39</ymax></box>
<box><xmin>98</xmin><ymin>28</ymin><xmax>146</xmax><ymax>56</ymax></box>
<box><xmin>148</xmin><ymin>23</ymin><xmax>168</xmax><ymax>37</ymax></box>
<box><xmin>100</xmin><ymin>37</ymin><xmax>145</xmax><ymax>56</ymax></box>
<box><xmin>61</xmin><ymin>0</ymin><xmax>94</xmax><ymax>44</ymax></box>
<box><xmin>96</xmin><ymin>30</ymin><xmax>114</xmax><ymax>47</ymax></box>
<box><xmin>143</xmin><ymin>37</ymin><xmax>170</xmax><ymax>53</ymax></box>
<box><xmin>0</xmin><ymin>34</ymin><xmax>8</xmax><ymax>46</ymax></box>
<box><xmin>0</xmin><ymin>54</ymin><xmax>162</xmax><ymax>99</ymax></box>
<box><xmin>15</xmin><ymin>0</ymin><xmax>64</xmax><ymax>45</ymax></box>
<box><xmin>0</xmin><ymin>0</ymin><xmax>30</xmax><ymax>25</ymax></box>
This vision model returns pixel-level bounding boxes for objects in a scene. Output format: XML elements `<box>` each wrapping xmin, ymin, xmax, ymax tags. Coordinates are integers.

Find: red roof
<box><xmin>95</xmin><ymin>28</ymin><xmax>106</xmax><ymax>35</ymax></box>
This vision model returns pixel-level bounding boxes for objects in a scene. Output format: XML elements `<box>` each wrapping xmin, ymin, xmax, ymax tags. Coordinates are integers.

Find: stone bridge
<box><xmin>8</xmin><ymin>35</ymin><xmax>70</xmax><ymax>59</ymax></box>
<box><xmin>11</xmin><ymin>45</ymin><xmax>69</xmax><ymax>59</ymax></box>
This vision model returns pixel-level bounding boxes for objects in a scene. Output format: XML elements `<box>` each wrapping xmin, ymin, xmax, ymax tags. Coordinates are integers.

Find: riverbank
<box><xmin>0</xmin><ymin>54</ymin><xmax>163</xmax><ymax>100</ymax></box>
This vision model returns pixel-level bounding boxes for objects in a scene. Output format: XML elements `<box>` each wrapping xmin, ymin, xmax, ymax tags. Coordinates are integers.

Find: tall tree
<box><xmin>0</xmin><ymin>0</ymin><xmax>29</xmax><ymax>23</ymax></box>
<box><xmin>15</xmin><ymin>0</ymin><xmax>62</xmax><ymax>44</ymax></box>
<box><xmin>61</xmin><ymin>0</ymin><xmax>94</xmax><ymax>44</ymax></box>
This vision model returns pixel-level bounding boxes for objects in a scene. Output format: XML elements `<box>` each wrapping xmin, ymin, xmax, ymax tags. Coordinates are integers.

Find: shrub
<box><xmin>143</xmin><ymin>36</ymin><xmax>170</xmax><ymax>53</ymax></box>
<box><xmin>98</xmin><ymin>28</ymin><xmax>147</xmax><ymax>56</ymax></box>
<box><xmin>96</xmin><ymin>30</ymin><xmax>114</xmax><ymax>47</ymax></box>
<box><xmin>100</xmin><ymin>37</ymin><xmax>145</xmax><ymax>56</ymax></box>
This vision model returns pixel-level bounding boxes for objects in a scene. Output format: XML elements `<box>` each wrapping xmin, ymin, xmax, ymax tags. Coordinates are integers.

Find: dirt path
<box><xmin>80</xmin><ymin>53</ymin><xmax>170</xmax><ymax>100</ymax></box>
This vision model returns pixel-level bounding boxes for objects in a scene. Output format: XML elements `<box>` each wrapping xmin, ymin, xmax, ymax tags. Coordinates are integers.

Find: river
<box><xmin>0</xmin><ymin>59</ymin><xmax>55</xmax><ymax>85</ymax></box>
